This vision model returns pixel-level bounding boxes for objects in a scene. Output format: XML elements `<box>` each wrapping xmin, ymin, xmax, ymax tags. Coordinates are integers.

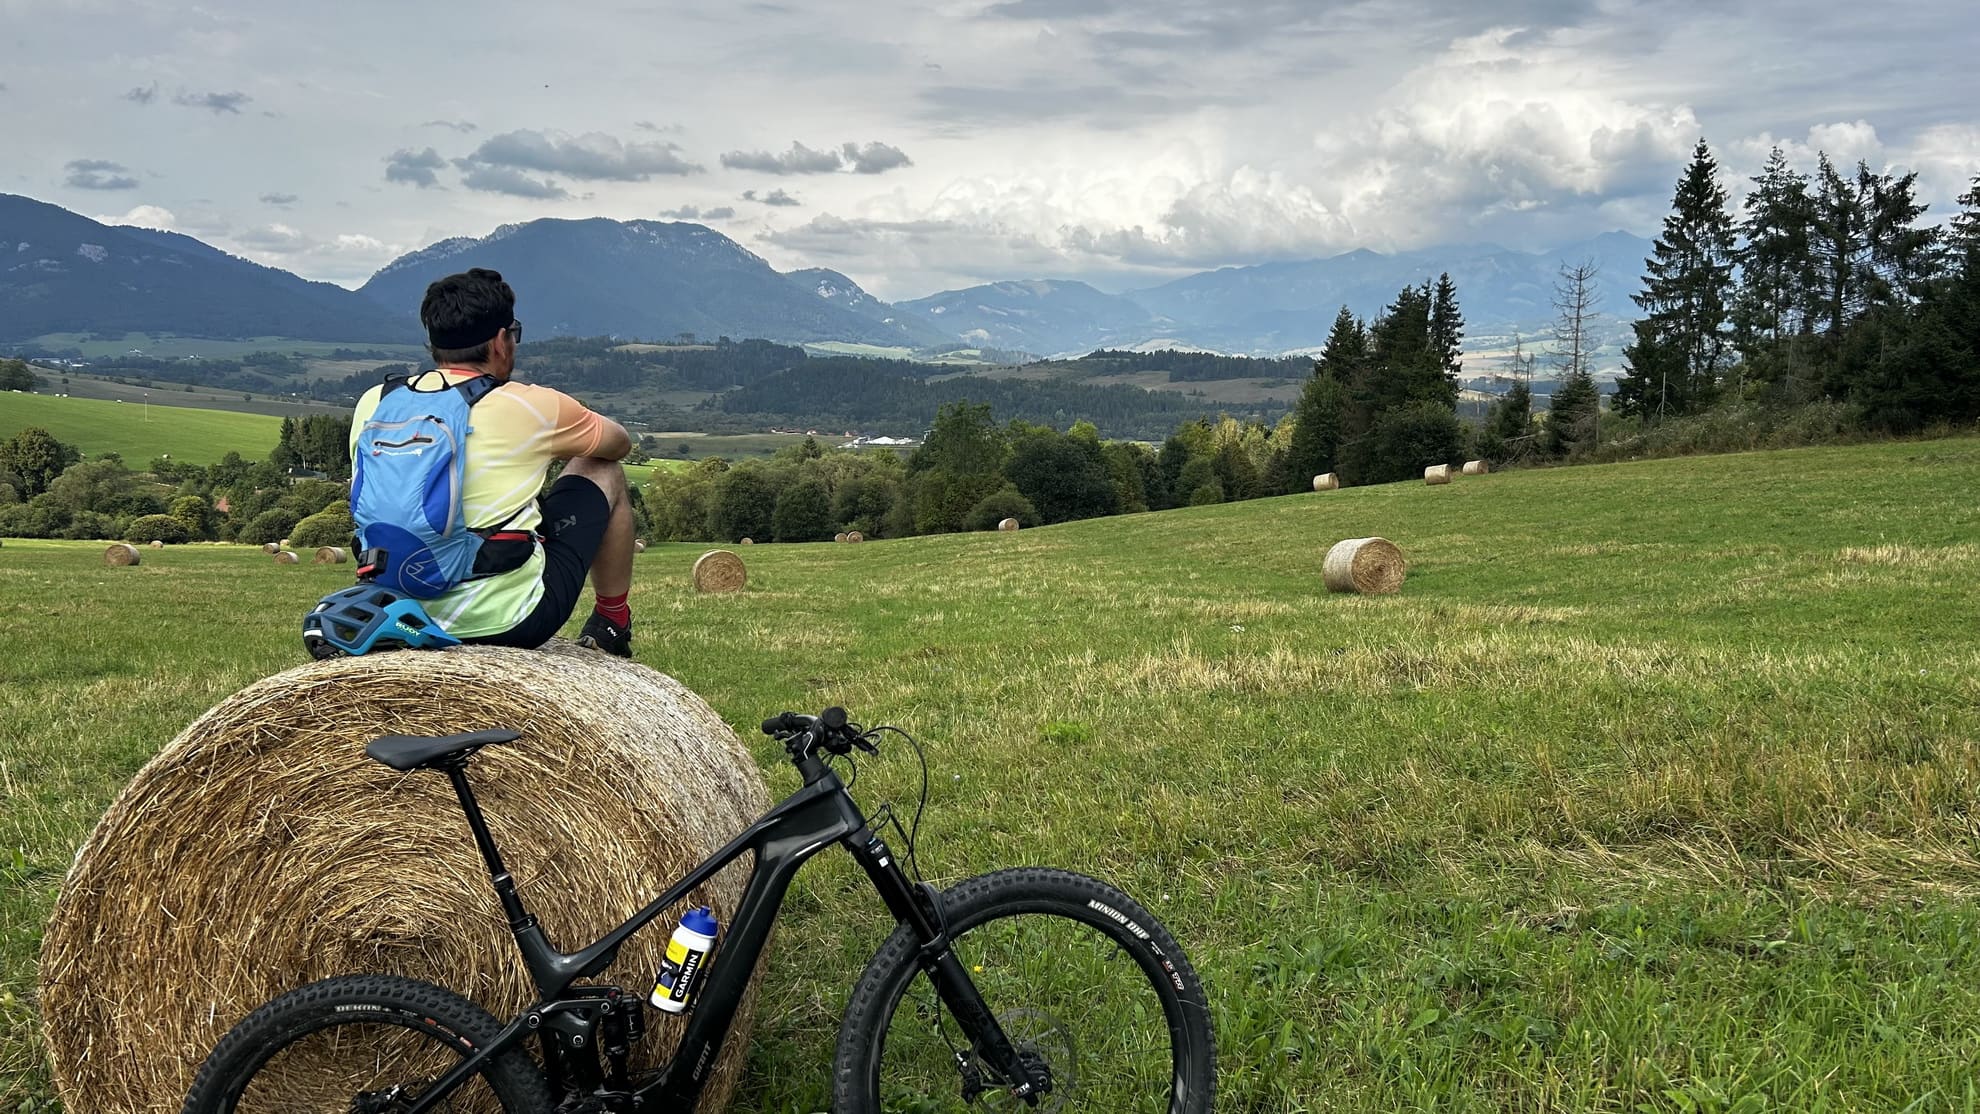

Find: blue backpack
<box><xmin>350</xmin><ymin>373</ymin><xmax>504</xmax><ymax>598</ymax></box>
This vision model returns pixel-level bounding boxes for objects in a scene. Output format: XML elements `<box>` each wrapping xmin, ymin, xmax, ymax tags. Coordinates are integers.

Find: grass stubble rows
<box><xmin>4</xmin><ymin>437</ymin><xmax>1980</xmax><ymax>1111</ymax></box>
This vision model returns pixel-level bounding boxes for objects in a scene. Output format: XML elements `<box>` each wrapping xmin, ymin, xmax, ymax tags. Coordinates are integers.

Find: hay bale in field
<box><xmin>1423</xmin><ymin>464</ymin><xmax>1452</xmax><ymax>485</ymax></box>
<box><xmin>693</xmin><ymin>549</ymin><xmax>747</xmax><ymax>593</ymax></box>
<box><xmin>847</xmin><ymin>530</ymin><xmax>864</xmax><ymax>543</ymax></box>
<box><xmin>740</xmin><ymin>537</ymin><xmax>753</xmax><ymax>546</ymax></box>
<box><xmin>1462</xmin><ymin>459</ymin><xmax>1489</xmax><ymax>476</ymax></box>
<box><xmin>39</xmin><ymin>643</ymin><xmax>773</xmax><ymax>1114</ymax></box>
<box><xmin>147</xmin><ymin>539</ymin><xmax>164</xmax><ymax>549</ymax></box>
<box><xmin>998</xmin><ymin>517</ymin><xmax>1019</xmax><ymax>532</ymax></box>
<box><xmin>313</xmin><ymin>546</ymin><xmax>348</xmax><ymax>564</ymax></box>
<box><xmin>261</xmin><ymin>542</ymin><xmax>281</xmax><ymax>554</ymax></box>
<box><xmin>1312</xmin><ymin>473</ymin><xmax>1339</xmax><ymax>492</ymax></box>
<box><xmin>633</xmin><ymin>539</ymin><xmax>647</xmax><ymax>553</ymax></box>
<box><xmin>1323</xmin><ymin>536</ymin><xmax>1407</xmax><ymax>595</ymax></box>
<box><xmin>834</xmin><ymin>532</ymin><xmax>848</xmax><ymax>543</ymax></box>
<box><xmin>279</xmin><ymin>537</ymin><xmax>292</xmax><ymax>549</ymax></box>
<box><xmin>103</xmin><ymin>543</ymin><xmax>141</xmax><ymax>567</ymax></box>
<box><xmin>274</xmin><ymin>550</ymin><xmax>300</xmax><ymax>565</ymax></box>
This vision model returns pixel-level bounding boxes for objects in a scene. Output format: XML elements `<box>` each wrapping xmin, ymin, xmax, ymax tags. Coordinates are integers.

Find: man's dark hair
<box><xmin>421</xmin><ymin>268</ymin><xmax>516</xmax><ymax>366</ymax></box>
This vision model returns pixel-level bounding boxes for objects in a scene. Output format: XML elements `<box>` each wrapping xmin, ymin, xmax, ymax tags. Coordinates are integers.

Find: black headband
<box><xmin>428</xmin><ymin>307</ymin><xmax>510</xmax><ymax>350</ymax></box>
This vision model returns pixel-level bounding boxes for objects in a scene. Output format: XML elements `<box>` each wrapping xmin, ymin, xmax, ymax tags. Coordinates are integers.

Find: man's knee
<box><xmin>561</xmin><ymin>457</ymin><xmax>629</xmax><ymax>508</ymax></box>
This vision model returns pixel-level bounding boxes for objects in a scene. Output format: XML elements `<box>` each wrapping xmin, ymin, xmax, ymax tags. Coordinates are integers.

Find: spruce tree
<box><xmin>1732</xmin><ymin>147</ymin><xmax>1817</xmax><ymax>384</ymax></box>
<box><xmin>1284</xmin><ymin>307</ymin><xmax>1360</xmax><ymax>488</ymax></box>
<box><xmin>1808</xmin><ymin>152</ymin><xmax>1867</xmax><ymax>344</ymax></box>
<box><xmin>1365</xmin><ymin>284</ymin><xmax>1446</xmax><ymax>411</ymax></box>
<box><xmin>1430</xmin><ymin>272</ymin><xmax>1464</xmax><ymax>382</ymax></box>
<box><xmin>1543</xmin><ymin>370</ymin><xmax>1599</xmax><ymax>457</ymax></box>
<box><xmin>1618</xmin><ymin>139</ymin><xmax>1736</xmax><ymax>419</ymax></box>
<box><xmin>1952</xmin><ymin>175</ymin><xmax>1980</xmax><ymax>265</ymax></box>
<box><xmin>1861</xmin><ymin>165</ymin><xmax>1937</xmax><ymax>310</ymax></box>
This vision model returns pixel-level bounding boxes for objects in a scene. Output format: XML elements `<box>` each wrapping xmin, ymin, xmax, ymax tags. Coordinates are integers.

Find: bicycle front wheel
<box><xmin>833</xmin><ymin>867</ymin><xmax>1216</xmax><ymax>1113</ymax></box>
<box><xmin>181</xmin><ymin>973</ymin><xmax>551</xmax><ymax>1114</ymax></box>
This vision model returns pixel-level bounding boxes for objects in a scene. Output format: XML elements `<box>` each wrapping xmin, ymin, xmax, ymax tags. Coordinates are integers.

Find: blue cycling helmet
<box><xmin>302</xmin><ymin>585</ymin><xmax>463</xmax><ymax>659</ymax></box>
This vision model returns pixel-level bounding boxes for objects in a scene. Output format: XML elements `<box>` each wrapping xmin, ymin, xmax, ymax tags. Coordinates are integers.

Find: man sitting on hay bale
<box><xmin>348</xmin><ymin>268</ymin><xmax>639</xmax><ymax>656</ymax></box>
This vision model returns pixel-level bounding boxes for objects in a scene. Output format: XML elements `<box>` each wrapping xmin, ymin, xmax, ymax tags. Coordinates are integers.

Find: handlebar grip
<box><xmin>821</xmin><ymin>706</ymin><xmax>848</xmax><ymax>731</ymax></box>
<box><xmin>761</xmin><ymin>711</ymin><xmax>807</xmax><ymax>735</ymax></box>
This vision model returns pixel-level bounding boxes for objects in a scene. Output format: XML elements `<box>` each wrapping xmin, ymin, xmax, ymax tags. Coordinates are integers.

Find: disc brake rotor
<box><xmin>974</xmin><ymin>1008</ymin><xmax>1075</xmax><ymax>1113</ymax></box>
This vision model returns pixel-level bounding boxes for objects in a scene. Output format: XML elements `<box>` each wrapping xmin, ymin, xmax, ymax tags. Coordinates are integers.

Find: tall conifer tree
<box><xmin>1732</xmin><ymin>147</ymin><xmax>1817</xmax><ymax>381</ymax></box>
<box><xmin>1618</xmin><ymin>139</ymin><xmax>1736</xmax><ymax>418</ymax></box>
<box><xmin>1430</xmin><ymin>272</ymin><xmax>1465</xmax><ymax>381</ymax></box>
<box><xmin>1285</xmin><ymin>307</ymin><xmax>1361</xmax><ymax>489</ymax></box>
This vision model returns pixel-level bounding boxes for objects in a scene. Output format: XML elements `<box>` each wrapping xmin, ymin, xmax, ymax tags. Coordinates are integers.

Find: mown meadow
<box><xmin>4</xmin><ymin>436</ymin><xmax>1980</xmax><ymax>1111</ymax></box>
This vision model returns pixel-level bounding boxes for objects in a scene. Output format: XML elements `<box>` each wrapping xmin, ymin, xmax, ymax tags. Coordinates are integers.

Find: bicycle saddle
<box><xmin>365</xmin><ymin>729</ymin><xmax>521</xmax><ymax>771</ymax></box>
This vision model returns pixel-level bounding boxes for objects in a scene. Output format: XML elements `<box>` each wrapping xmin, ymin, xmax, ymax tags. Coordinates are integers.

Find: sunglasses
<box><xmin>505</xmin><ymin>319</ymin><xmax>523</xmax><ymax>345</ymax></box>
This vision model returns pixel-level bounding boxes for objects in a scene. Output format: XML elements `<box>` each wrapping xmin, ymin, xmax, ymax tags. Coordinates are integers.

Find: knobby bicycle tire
<box><xmin>832</xmin><ymin>867</ymin><xmax>1216</xmax><ymax>1113</ymax></box>
<box><xmin>181</xmin><ymin>973</ymin><xmax>552</xmax><ymax>1114</ymax></box>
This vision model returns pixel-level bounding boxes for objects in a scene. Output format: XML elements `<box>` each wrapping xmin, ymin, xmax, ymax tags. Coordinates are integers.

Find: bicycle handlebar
<box><xmin>760</xmin><ymin>706</ymin><xmax>874</xmax><ymax>759</ymax></box>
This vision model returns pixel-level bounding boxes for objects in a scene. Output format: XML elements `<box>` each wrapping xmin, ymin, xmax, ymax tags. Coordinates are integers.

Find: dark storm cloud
<box><xmin>383</xmin><ymin>147</ymin><xmax>446</xmax><ymax>188</ymax></box>
<box><xmin>457</xmin><ymin>163</ymin><xmax>570</xmax><ymax>200</ymax></box>
<box><xmin>260</xmin><ymin>193</ymin><xmax>298</xmax><ymax>206</ymax></box>
<box><xmin>841</xmin><ymin>141</ymin><xmax>913</xmax><ymax>174</ymax></box>
<box><xmin>742</xmin><ymin>188</ymin><xmax>802</xmax><ymax>206</ymax></box>
<box><xmin>123</xmin><ymin>83</ymin><xmax>157</xmax><ymax>105</ymax></box>
<box><xmin>721</xmin><ymin>141</ymin><xmax>844</xmax><ymax>175</ymax></box>
<box><xmin>421</xmin><ymin>119</ymin><xmax>477</xmax><ymax>133</ymax></box>
<box><xmin>64</xmin><ymin>159</ymin><xmax>140</xmax><ymax>190</ymax></box>
<box><xmin>174</xmin><ymin>90</ymin><xmax>251</xmax><ymax>114</ymax></box>
<box><xmin>462</xmin><ymin>129</ymin><xmax>702</xmax><ymax>180</ymax></box>
<box><xmin>658</xmin><ymin>204</ymin><xmax>738</xmax><ymax>220</ymax></box>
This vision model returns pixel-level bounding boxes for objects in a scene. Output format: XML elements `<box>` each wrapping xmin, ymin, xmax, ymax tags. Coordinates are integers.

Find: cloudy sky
<box><xmin>4</xmin><ymin>0</ymin><xmax>1976</xmax><ymax>300</ymax></box>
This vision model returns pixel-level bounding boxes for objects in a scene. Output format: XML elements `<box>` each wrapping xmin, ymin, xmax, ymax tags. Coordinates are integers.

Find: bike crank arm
<box><xmin>922</xmin><ymin>949</ymin><xmax>1051</xmax><ymax>1102</ymax></box>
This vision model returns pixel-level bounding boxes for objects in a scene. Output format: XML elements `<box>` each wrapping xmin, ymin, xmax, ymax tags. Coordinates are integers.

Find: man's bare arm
<box><xmin>590</xmin><ymin>417</ymin><xmax>633</xmax><ymax>462</ymax></box>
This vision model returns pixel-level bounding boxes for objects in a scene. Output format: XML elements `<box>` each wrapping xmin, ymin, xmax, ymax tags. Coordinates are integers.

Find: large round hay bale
<box><xmin>313</xmin><ymin>545</ymin><xmax>349</xmax><ymax>564</ymax></box>
<box><xmin>148</xmin><ymin>539</ymin><xmax>165</xmax><ymax>549</ymax></box>
<box><xmin>834</xmin><ymin>532</ymin><xmax>849</xmax><ymax>543</ymax></box>
<box><xmin>847</xmin><ymin>530</ymin><xmax>864</xmax><ymax>543</ymax></box>
<box><xmin>633</xmin><ymin>538</ymin><xmax>648</xmax><ymax>553</ymax></box>
<box><xmin>1462</xmin><ymin>459</ymin><xmax>1489</xmax><ymax>476</ymax></box>
<box><xmin>1423</xmin><ymin>464</ymin><xmax>1453</xmax><ymax>485</ymax></box>
<box><xmin>274</xmin><ymin>550</ymin><xmax>300</xmax><ymax>565</ymax></box>
<box><xmin>693</xmin><ymin>549</ymin><xmax>747</xmax><ymax>593</ymax></box>
<box><xmin>39</xmin><ymin>643</ymin><xmax>772</xmax><ymax>1113</ymax></box>
<box><xmin>997</xmin><ymin>517</ymin><xmax>1019</xmax><ymax>532</ymax></box>
<box><xmin>261</xmin><ymin>541</ymin><xmax>281</xmax><ymax>555</ymax></box>
<box><xmin>1312</xmin><ymin>473</ymin><xmax>1339</xmax><ymax>492</ymax></box>
<box><xmin>103</xmin><ymin>543</ymin><xmax>141</xmax><ymax>567</ymax></box>
<box><xmin>740</xmin><ymin>537</ymin><xmax>753</xmax><ymax>546</ymax></box>
<box><xmin>1323</xmin><ymin>536</ymin><xmax>1408</xmax><ymax>595</ymax></box>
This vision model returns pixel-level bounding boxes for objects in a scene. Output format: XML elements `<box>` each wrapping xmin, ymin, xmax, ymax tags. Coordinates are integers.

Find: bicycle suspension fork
<box><xmin>846</xmin><ymin>826</ymin><xmax>1049</xmax><ymax>1102</ymax></box>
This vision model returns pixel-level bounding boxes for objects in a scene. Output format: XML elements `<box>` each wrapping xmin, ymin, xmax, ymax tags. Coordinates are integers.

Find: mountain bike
<box><xmin>181</xmin><ymin>707</ymin><xmax>1217</xmax><ymax>1112</ymax></box>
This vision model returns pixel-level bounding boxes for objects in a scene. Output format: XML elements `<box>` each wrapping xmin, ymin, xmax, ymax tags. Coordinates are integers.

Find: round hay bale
<box><xmin>834</xmin><ymin>532</ymin><xmax>849</xmax><ymax>543</ymax></box>
<box><xmin>279</xmin><ymin>537</ymin><xmax>292</xmax><ymax>549</ymax></box>
<box><xmin>1462</xmin><ymin>459</ymin><xmax>1489</xmax><ymax>476</ymax></box>
<box><xmin>313</xmin><ymin>545</ymin><xmax>349</xmax><ymax>564</ymax></box>
<box><xmin>740</xmin><ymin>537</ymin><xmax>753</xmax><ymax>546</ymax></box>
<box><xmin>633</xmin><ymin>538</ymin><xmax>648</xmax><ymax>553</ymax></box>
<box><xmin>847</xmin><ymin>530</ymin><xmax>864</xmax><ymax>543</ymax></box>
<box><xmin>39</xmin><ymin>643</ymin><xmax>773</xmax><ymax>1113</ymax></box>
<box><xmin>692</xmin><ymin>549</ymin><xmax>747</xmax><ymax>593</ymax></box>
<box><xmin>1312</xmin><ymin>473</ymin><xmax>1339</xmax><ymax>492</ymax></box>
<box><xmin>148</xmin><ymin>539</ymin><xmax>165</xmax><ymax>549</ymax></box>
<box><xmin>997</xmin><ymin>517</ymin><xmax>1019</xmax><ymax>532</ymax></box>
<box><xmin>1423</xmin><ymin>464</ymin><xmax>1453</xmax><ymax>485</ymax></box>
<box><xmin>273</xmin><ymin>550</ymin><xmax>300</xmax><ymax>565</ymax></box>
<box><xmin>103</xmin><ymin>543</ymin><xmax>141</xmax><ymax>567</ymax></box>
<box><xmin>261</xmin><ymin>541</ymin><xmax>281</xmax><ymax>555</ymax></box>
<box><xmin>1323</xmin><ymin>537</ymin><xmax>1408</xmax><ymax>595</ymax></box>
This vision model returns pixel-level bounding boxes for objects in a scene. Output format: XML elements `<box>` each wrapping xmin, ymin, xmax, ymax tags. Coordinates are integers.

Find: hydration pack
<box><xmin>350</xmin><ymin>372</ymin><xmax>505</xmax><ymax>598</ymax></box>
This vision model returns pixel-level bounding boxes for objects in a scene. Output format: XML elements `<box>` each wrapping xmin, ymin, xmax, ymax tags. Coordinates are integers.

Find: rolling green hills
<box><xmin>2</xmin><ymin>392</ymin><xmax>283</xmax><ymax>465</ymax></box>
<box><xmin>5</xmin><ymin>436</ymin><xmax>1980</xmax><ymax>1110</ymax></box>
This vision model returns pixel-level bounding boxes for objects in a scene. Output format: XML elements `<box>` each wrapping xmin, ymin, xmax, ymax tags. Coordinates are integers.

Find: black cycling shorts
<box><xmin>462</xmin><ymin>473</ymin><xmax>611</xmax><ymax>649</ymax></box>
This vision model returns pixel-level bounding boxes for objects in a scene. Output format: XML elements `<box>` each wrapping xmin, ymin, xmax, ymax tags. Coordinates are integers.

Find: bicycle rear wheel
<box><xmin>833</xmin><ymin>867</ymin><xmax>1216</xmax><ymax>1113</ymax></box>
<box><xmin>181</xmin><ymin>974</ymin><xmax>551</xmax><ymax>1114</ymax></box>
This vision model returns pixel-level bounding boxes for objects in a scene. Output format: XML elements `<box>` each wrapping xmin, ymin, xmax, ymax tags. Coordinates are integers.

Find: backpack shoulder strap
<box><xmin>454</xmin><ymin>375</ymin><xmax>502</xmax><ymax>407</ymax></box>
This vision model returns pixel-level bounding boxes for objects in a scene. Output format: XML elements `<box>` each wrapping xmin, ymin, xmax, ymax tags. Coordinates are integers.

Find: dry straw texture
<box><xmin>847</xmin><ymin>531</ymin><xmax>864</xmax><ymax>543</ymax></box>
<box><xmin>1424</xmin><ymin>464</ymin><xmax>1453</xmax><ymax>485</ymax></box>
<box><xmin>740</xmin><ymin>537</ymin><xmax>753</xmax><ymax>546</ymax></box>
<box><xmin>313</xmin><ymin>546</ymin><xmax>348</xmax><ymax>564</ymax></box>
<box><xmin>692</xmin><ymin>549</ymin><xmax>747</xmax><ymax>593</ymax></box>
<box><xmin>279</xmin><ymin>538</ymin><xmax>292</xmax><ymax>549</ymax></box>
<box><xmin>147</xmin><ymin>540</ymin><xmax>164</xmax><ymax>549</ymax></box>
<box><xmin>1462</xmin><ymin>459</ymin><xmax>1489</xmax><ymax>475</ymax></box>
<box><xmin>1323</xmin><ymin>536</ymin><xmax>1408</xmax><ymax>595</ymax></box>
<box><xmin>834</xmin><ymin>532</ymin><xmax>848</xmax><ymax>543</ymax></box>
<box><xmin>261</xmin><ymin>542</ymin><xmax>280</xmax><ymax>554</ymax></box>
<box><xmin>1312</xmin><ymin>473</ymin><xmax>1339</xmax><ymax>491</ymax></box>
<box><xmin>103</xmin><ymin>543</ymin><xmax>140</xmax><ymax>567</ymax></box>
<box><xmin>39</xmin><ymin>643</ymin><xmax>772</xmax><ymax>1113</ymax></box>
<box><xmin>274</xmin><ymin>550</ymin><xmax>300</xmax><ymax>565</ymax></box>
<box><xmin>997</xmin><ymin>518</ymin><xmax>1020</xmax><ymax>532</ymax></box>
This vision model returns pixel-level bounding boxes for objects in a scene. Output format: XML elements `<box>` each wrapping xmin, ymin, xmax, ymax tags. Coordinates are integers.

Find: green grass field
<box><xmin>6</xmin><ymin>438</ymin><xmax>1980</xmax><ymax>1110</ymax></box>
<box><xmin>23</xmin><ymin>333</ymin><xmax>423</xmax><ymax>361</ymax></box>
<box><xmin>1</xmin><ymin>393</ymin><xmax>284</xmax><ymax>465</ymax></box>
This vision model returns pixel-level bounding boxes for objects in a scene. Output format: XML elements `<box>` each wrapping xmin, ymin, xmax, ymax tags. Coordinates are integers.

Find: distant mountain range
<box><xmin>0</xmin><ymin>194</ymin><xmax>414</xmax><ymax>343</ymax></box>
<box><xmin>2</xmin><ymin>194</ymin><xmax>1653</xmax><ymax>358</ymax></box>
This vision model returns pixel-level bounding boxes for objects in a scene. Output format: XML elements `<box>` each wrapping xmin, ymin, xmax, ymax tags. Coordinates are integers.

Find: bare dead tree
<box><xmin>1550</xmin><ymin>260</ymin><xmax>1603</xmax><ymax>448</ymax></box>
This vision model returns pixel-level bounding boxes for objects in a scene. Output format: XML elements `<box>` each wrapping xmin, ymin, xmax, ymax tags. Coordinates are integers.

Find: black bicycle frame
<box><xmin>401</xmin><ymin>747</ymin><xmax>1036</xmax><ymax>1113</ymax></box>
